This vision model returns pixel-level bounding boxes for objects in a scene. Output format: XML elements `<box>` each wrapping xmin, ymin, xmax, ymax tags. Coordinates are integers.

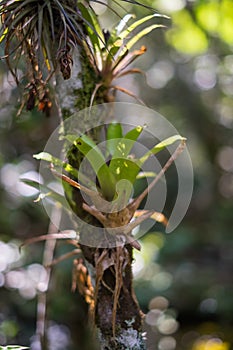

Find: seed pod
<box><xmin>26</xmin><ymin>88</ymin><xmax>36</xmax><ymax>111</ymax></box>
<box><xmin>59</xmin><ymin>52</ymin><xmax>73</xmax><ymax>80</ymax></box>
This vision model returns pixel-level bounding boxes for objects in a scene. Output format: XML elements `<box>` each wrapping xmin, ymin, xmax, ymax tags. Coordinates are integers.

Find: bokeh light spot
<box><xmin>216</xmin><ymin>146</ymin><xmax>233</xmax><ymax>172</ymax></box>
<box><xmin>149</xmin><ymin>296</ymin><xmax>169</xmax><ymax>311</ymax></box>
<box><xmin>158</xmin><ymin>336</ymin><xmax>176</xmax><ymax>350</ymax></box>
<box><xmin>147</xmin><ymin>61</ymin><xmax>174</xmax><ymax>89</ymax></box>
<box><xmin>199</xmin><ymin>298</ymin><xmax>218</xmax><ymax>314</ymax></box>
<box><xmin>157</xmin><ymin>316</ymin><xmax>179</xmax><ymax>335</ymax></box>
<box><xmin>218</xmin><ymin>173</ymin><xmax>233</xmax><ymax>198</ymax></box>
<box><xmin>146</xmin><ymin>309</ymin><xmax>163</xmax><ymax>326</ymax></box>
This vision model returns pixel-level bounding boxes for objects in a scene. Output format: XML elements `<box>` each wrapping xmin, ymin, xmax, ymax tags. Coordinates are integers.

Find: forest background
<box><xmin>0</xmin><ymin>0</ymin><xmax>233</xmax><ymax>349</ymax></box>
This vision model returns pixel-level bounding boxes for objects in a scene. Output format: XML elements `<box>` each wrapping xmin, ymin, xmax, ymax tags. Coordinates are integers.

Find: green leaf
<box><xmin>125</xmin><ymin>24</ymin><xmax>165</xmax><ymax>52</ymax></box>
<box><xmin>65</xmin><ymin>133</ymin><xmax>101</xmax><ymax>151</ymax></box>
<box><xmin>136</xmin><ymin>171</ymin><xmax>157</xmax><ymax>179</ymax></box>
<box><xmin>33</xmin><ymin>151</ymin><xmax>79</xmax><ymax>178</ymax></box>
<box><xmin>119</xmin><ymin>14</ymin><xmax>161</xmax><ymax>40</ymax></box>
<box><xmin>139</xmin><ymin>135</ymin><xmax>186</xmax><ymax>165</ymax></box>
<box><xmin>107</xmin><ymin>123</ymin><xmax>123</xmax><ymax>139</ymax></box>
<box><xmin>33</xmin><ymin>151</ymin><xmax>61</xmax><ymax>164</ymax></box>
<box><xmin>109</xmin><ymin>158</ymin><xmax>140</xmax><ymax>185</ymax></box>
<box><xmin>101</xmin><ymin>12</ymin><xmax>167</xmax><ymax>68</ymax></box>
<box><xmin>104</xmin><ymin>43</ymin><xmax>122</xmax><ymax>69</ymax></box>
<box><xmin>20</xmin><ymin>179</ymin><xmax>41</xmax><ymax>191</ymax></box>
<box><xmin>0</xmin><ymin>28</ymin><xmax>8</xmax><ymax>43</ymax></box>
<box><xmin>33</xmin><ymin>149</ymin><xmax>97</xmax><ymax>190</ymax></box>
<box><xmin>115</xmin><ymin>14</ymin><xmax>135</xmax><ymax>36</ymax></box>
<box><xmin>107</xmin><ymin>125</ymin><xmax>144</xmax><ymax>185</ymax></box>
<box><xmin>71</xmin><ymin>135</ymin><xmax>116</xmax><ymax>200</ymax></box>
<box><xmin>20</xmin><ymin>179</ymin><xmax>68</xmax><ymax>207</ymax></box>
<box><xmin>124</xmin><ymin>125</ymin><xmax>144</xmax><ymax>142</ymax></box>
<box><xmin>78</xmin><ymin>3</ymin><xmax>105</xmax><ymax>51</ymax></box>
<box><xmin>71</xmin><ymin>135</ymin><xmax>104</xmax><ymax>161</ymax></box>
<box><xmin>106</xmin><ymin>122</ymin><xmax>123</xmax><ymax>155</ymax></box>
<box><xmin>111</xmin><ymin>125</ymin><xmax>144</xmax><ymax>159</ymax></box>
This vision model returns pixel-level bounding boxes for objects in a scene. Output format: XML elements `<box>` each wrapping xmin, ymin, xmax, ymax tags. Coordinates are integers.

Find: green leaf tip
<box><xmin>33</xmin><ymin>152</ymin><xmax>52</xmax><ymax>161</ymax></box>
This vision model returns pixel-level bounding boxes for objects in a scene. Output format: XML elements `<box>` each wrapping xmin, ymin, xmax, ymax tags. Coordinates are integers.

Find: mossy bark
<box><xmin>56</xmin><ymin>44</ymin><xmax>146</xmax><ymax>350</ymax></box>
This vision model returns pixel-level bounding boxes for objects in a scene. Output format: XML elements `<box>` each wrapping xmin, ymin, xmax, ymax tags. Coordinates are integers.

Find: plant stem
<box><xmin>36</xmin><ymin>205</ymin><xmax>62</xmax><ymax>349</ymax></box>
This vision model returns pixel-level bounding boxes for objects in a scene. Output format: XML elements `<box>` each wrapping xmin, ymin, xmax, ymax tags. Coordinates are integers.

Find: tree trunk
<box><xmin>56</xmin><ymin>44</ymin><xmax>147</xmax><ymax>349</ymax></box>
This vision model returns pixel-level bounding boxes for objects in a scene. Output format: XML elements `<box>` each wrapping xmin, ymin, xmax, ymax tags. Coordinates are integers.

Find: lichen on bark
<box><xmin>99</xmin><ymin>328</ymin><xmax>147</xmax><ymax>350</ymax></box>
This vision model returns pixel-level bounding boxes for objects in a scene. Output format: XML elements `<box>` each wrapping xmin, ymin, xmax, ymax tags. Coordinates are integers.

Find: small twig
<box><xmin>129</xmin><ymin>139</ymin><xmax>186</xmax><ymax>213</ymax></box>
<box><xmin>50</xmin><ymin>164</ymin><xmax>101</xmax><ymax>200</ymax></box>
<box><xmin>20</xmin><ymin>230</ymin><xmax>77</xmax><ymax>249</ymax></box>
<box><xmin>116</xmin><ymin>68</ymin><xmax>145</xmax><ymax>79</ymax></box>
<box><xmin>122</xmin><ymin>210</ymin><xmax>155</xmax><ymax>235</ymax></box>
<box><xmin>110</xmin><ymin>84</ymin><xmax>146</xmax><ymax>105</ymax></box>
<box><xmin>47</xmin><ymin>249</ymin><xmax>81</xmax><ymax>267</ymax></box>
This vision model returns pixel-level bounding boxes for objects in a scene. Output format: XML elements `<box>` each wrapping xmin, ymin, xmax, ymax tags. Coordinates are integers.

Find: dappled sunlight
<box><xmin>192</xmin><ymin>337</ymin><xmax>230</xmax><ymax>350</ymax></box>
<box><xmin>193</xmin><ymin>55</ymin><xmax>217</xmax><ymax>90</ymax></box>
<box><xmin>5</xmin><ymin>263</ymin><xmax>48</xmax><ymax>300</ymax></box>
<box><xmin>0</xmin><ymin>161</ymin><xmax>42</xmax><ymax>198</ymax></box>
<box><xmin>133</xmin><ymin>233</ymin><xmax>164</xmax><ymax>280</ymax></box>
<box><xmin>156</xmin><ymin>0</ymin><xmax>186</xmax><ymax>13</ymax></box>
<box><xmin>0</xmin><ymin>241</ymin><xmax>22</xmax><ymax>272</ymax></box>
<box><xmin>0</xmin><ymin>239</ymin><xmax>48</xmax><ymax>300</ymax></box>
<box><xmin>166</xmin><ymin>10</ymin><xmax>208</xmax><ymax>54</ymax></box>
<box><xmin>146</xmin><ymin>61</ymin><xmax>175</xmax><ymax>89</ymax></box>
<box><xmin>31</xmin><ymin>322</ymin><xmax>71</xmax><ymax>350</ymax></box>
<box><xmin>144</xmin><ymin>294</ymin><xmax>178</xmax><ymax>349</ymax></box>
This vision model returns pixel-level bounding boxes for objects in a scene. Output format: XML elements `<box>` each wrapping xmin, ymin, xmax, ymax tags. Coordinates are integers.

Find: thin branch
<box><xmin>128</xmin><ymin>139</ymin><xmax>186</xmax><ymax>213</ymax></box>
<box><xmin>48</xmin><ymin>249</ymin><xmax>81</xmax><ymax>267</ymax></box>
<box><xmin>21</xmin><ymin>230</ymin><xmax>77</xmax><ymax>249</ymax></box>
<box><xmin>36</xmin><ymin>205</ymin><xmax>62</xmax><ymax>348</ymax></box>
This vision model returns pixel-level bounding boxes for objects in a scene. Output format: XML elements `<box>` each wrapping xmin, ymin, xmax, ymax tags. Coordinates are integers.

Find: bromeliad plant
<box><xmin>0</xmin><ymin>0</ymin><xmax>167</xmax><ymax>114</ymax></box>
<box><xmin>35</xmin><ymin>123</ymin><xmax>186</xmax><ymax>232</ymax></box>
<box><xmin>26</xmin><ymin>122</ymin><xmax>186</xmax><ymax>337</ymax></box>
<box><xmin>78</xmin><ymin>6</ymin><xmax>168</xmax><ymax>104</ymax></box>
<box><xmin>0</xmin><ymin>0</ymin><xmax>83</xmax><ymax>114</ymax></box>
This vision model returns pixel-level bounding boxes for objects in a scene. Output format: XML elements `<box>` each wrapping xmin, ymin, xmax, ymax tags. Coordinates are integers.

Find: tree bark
<box><xmin>56</xmin><ymin>36</ymin><xmax>146</xmax><ymax>350</ymax></box>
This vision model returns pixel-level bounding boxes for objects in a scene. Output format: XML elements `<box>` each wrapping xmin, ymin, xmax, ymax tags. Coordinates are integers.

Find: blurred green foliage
<box><xmin>0</xmin><ymin>0</ymin><xmax>233</xmax><ymax>349</ymax></box>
